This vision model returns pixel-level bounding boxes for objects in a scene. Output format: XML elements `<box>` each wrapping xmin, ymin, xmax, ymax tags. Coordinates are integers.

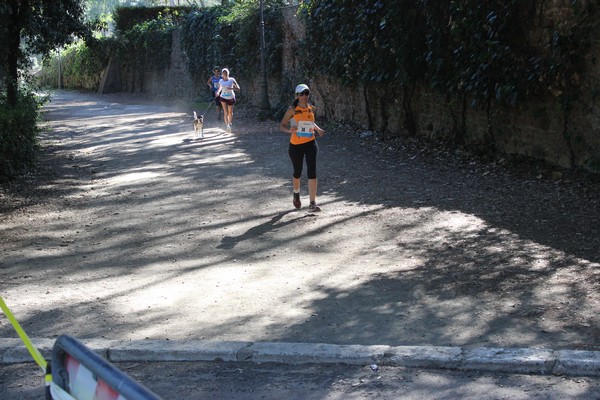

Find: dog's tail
<box><xmin>193</xmin><ymin>111</ymin><xmax>198</xmax><ymax>119</ymax></box>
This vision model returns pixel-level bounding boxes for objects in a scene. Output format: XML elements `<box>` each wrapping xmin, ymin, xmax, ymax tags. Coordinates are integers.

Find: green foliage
<box><xmin>180</xmin><ymin>1</ymin><xmax>283</xmax><ymax>82</ymax></box>
<box><xmin>421</xmin><ymin>0</ymin><xmax>547</xmax><ymax>107</ymax></box>
<box><xmin>301</xmin><ymin>0</ymin><xmax>427</xmax><ymax>86</ymax></box>
<box><xmin>113</xmin><ymin>6</ymin><xmax>192</xmax><ymax>32</ymax></box>
<box><xmin>118</xmin><ymin>17</ymin><xmax>177</xmax><ymax>70</ymax></box>
<box><xmin>543</xmin><ymin>1</ymin><xmax>599</xmax><ymax>107</ymax></box>
<box><xmin>38</xmin><ymin>2</ymin><xmax>285</xmax><ymax>92</ymax></box>
<box><xmin>299</xmin><ymin>0</ymin><xmax>599</xmax><ymax>108</ymax></box>
<box><xmin>1</xmin><ymin>0</ymin><xmax>90</xmax><ymax>106</ymax></box>
<box><xmin>75</xmin><ymin>6</ymin><xmax>191</xmax><ymax>74</ymax></box>
<box><xmin>17</xmin><ymin>1</ymin><xmax>90</xmax><ymax>55</ymax></box>
<box><xmin>85</xmin><ymin>0</ymin><xmax>122</xmax><ymax>22</ymax></box>
<box><xmin>179</xmin><ymin>6</ymin><xmax>228</xmax><ymax>79</ymax></box>
<box><xmin>40</xmin><ymin>7</ymin><xmax>182</xmax><ymax>87</ymax></box>
<box><xmin>38</xmin><ymin>40</ymin><xmax>112</xmax><ymax>90</ymax></box>
<box><xmin>0</xmin><ymin>91</ymin><xmax>44</xmax><ymax>182</ymax></box>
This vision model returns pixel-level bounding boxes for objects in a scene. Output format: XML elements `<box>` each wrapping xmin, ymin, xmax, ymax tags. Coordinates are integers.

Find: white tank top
<box><xmin>219</xmin><ymin>78</ymin><xmax>237</xmax><ymax>100</ymax></box>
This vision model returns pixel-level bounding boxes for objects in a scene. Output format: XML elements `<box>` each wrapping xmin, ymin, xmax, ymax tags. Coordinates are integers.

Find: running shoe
<box><xmin>226</xmin><ymin>124</ymin><xmax>232</xmax><ymax>133</ymax></box>
<box><xmin>309</xmin><ymin>202</ymin><xmax>321</xmax><ymax>212</ymax></box>
<box><xmin>293</xmin><ymin>193</ymin><xmax>301</xmax><ymax>209</ymax></box>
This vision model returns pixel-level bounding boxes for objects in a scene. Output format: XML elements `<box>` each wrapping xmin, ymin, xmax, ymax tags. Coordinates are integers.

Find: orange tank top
<box><xmin>289</xmin><ymin>105</ymin><xmax>316</xmax><ymax>145</ymax></box>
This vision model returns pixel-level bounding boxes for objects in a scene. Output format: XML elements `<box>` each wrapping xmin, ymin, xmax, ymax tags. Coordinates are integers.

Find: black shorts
<box><xmin>219</xmin><ymin>97</ymin><xmax>236</xmax><ymax>106</ymax></box>
<box><xmin>213</xmin><ymin>95</ymin><xmax>222</xmax><ymax>107</ymax></box>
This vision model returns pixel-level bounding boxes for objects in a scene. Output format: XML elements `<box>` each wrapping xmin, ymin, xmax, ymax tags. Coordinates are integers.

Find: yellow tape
<box><xmin>0</xmin><ymin>295</ymin><xmax>47</xmax><ymax>372</ymax></box>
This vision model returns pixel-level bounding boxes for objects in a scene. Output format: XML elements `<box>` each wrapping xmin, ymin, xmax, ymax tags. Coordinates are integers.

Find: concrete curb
<box><xmin>1</xmin><ymin>338</ymin><xmax>599</xmax><ymax>377</ymax></box>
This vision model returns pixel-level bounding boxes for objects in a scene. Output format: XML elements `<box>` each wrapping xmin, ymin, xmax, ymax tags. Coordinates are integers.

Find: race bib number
<box><xmin>297</xmin><ymin>121</ymin><xmax>315</xmax><ymax>137</ymax></box>
<box><xmin>221</xmin><ymin>86</ymin><xmax>233</xmax><ymax>99</ymax></box>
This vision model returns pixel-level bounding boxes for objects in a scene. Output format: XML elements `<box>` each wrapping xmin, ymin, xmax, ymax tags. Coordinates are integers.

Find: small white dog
<box><xmin>193</xmin><ymin>111</ymin><xmax>204</xmax><ymax>138</ymax></box>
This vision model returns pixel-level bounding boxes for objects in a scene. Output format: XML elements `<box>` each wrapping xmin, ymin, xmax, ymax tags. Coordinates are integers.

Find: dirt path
<box><xmin>1</xmin><ymin>90</ymin><xmax>599</xmax><ymax>351</ymax></box>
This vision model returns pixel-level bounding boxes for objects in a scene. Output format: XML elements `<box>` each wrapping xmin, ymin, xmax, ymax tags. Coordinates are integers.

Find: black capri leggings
<box><xmin>289</xmin><ymin>140</ymin><xmax>318</xmax><ymax>179</ymax></box>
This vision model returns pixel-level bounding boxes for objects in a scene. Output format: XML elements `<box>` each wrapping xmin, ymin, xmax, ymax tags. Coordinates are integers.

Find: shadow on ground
<box><xmin>1</xmin><ymin>90</ymin><xmax>598</xmax><ymax>352</ymax></box>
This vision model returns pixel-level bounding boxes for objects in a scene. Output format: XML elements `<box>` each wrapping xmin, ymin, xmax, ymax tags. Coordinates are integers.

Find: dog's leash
<box><xmin>192</xmin><ymin>94</ymin><xmax>214</xmax><ymax>124</ymax></box>
<box><xmin>204</xmin><ymin>95</ymin><xmax>215</xmax><ymax>114</ymax></box>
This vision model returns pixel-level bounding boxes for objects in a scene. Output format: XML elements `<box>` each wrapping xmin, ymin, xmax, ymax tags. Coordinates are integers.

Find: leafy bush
<box><xmin>113</xmin><ymin>6</ymin><xmax>191</xmax><ymax>32</ymax></box>
<box><xmin>37</xmin><ymin>2</ymin><xmax>284</xmax><ymax>93</ymax></box>
<box><xmin>300</xmin><ymin>0</ymin><xmax>599</xmax><ymax>106</ymax></box>
<box><xmin>38</xmin><ymin>6</ymin><xmax>187</xmax><ymax>91</ymax></box>
<box><xmin>299</xmin><ymin>0</ymin><xmax>599</xmax><ymax>144</ymax></box>
<box><xmin>179</xmin><ymin>6</ymin><xmax>227</xmax><ymax>80</ymax></box>
<box><xmin>301</xmin><ymin>0</ymin><xmax>427</xmax><ymax>86</ymax></box>
<box><xmin>38</xmin><ymin>39</ymin><xmax>112</xmax><ymax>90</ymax></box>
<box><xmin>111</xmin><ymin>6</ymin><xmax>189</xmax><ymax>72</ymax></box>
<box><xmin>0</xmin><ymin>91</ymin><xmax>44</xmax><ymax>182</ymax></box>
<box><xmin>180</xmin><ymin>1</ymin><xmax>284</xmax><ymax>82</ymax></box>
<box><xmin>118</xmin><ymin>17</ymin><xmax>177</xmax><ymax>71</ymax></box>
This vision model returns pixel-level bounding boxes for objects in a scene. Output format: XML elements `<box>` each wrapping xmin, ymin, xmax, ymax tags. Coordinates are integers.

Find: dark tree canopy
<box><xmin>1</xmin><ymin>0</ymin><xmax>89</xmax><ymax>106</ymax></box>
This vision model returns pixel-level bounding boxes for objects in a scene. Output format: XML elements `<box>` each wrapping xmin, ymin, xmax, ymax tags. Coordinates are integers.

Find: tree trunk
<box><xmin>6</xmin><ymin>37</ymin><xmax>20</xmax><ymax>108</ymax></box>
<box><xmin>5</xmin><ymin>0</ymin><xmax>23</xmax><ymax>107</ymax></box>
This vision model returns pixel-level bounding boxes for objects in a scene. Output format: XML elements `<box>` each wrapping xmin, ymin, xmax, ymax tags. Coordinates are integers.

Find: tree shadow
<box><xmin>1</xmin><ymin>91</ymin><xmax>598</xmax><ymax>354</ymax></box>
<box><xmin>217</xmin><ymin>210</ymin><xmax>311</xmax><ymax>250</ymax></box>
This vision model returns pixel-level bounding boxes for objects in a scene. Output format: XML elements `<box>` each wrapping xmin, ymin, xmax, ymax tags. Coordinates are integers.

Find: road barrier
<box><xmin>1</xmin><ymin>296</ymin><xmax>162</xmax><ymax>399</ymax></box>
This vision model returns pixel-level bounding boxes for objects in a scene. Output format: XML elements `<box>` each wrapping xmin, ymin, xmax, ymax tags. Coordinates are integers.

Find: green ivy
<box><xmin>179</xmin><ymin>1</ymin><xmax>284</xmax><ymax>83</ymax></box>
<box><xmin>118</xmin><ymin>17</ymin><xmax>177</xmax><ymax>71</ymax></box>
<box><xmin>301</xmin><ymin>0</ymin><xmax>427</xmax><ymax>86</ymax></box>
<box><xmin>0</xmin><ymin>90</ymin><xmax>44</xmax><ymax>182</ymax></box>
<box><xmin>113</xmin><ymin>6</ymin><xmax>192</xmax><ymax>32</ymax></box>
<box><xmin>39</xmin><ymin>2</ymin><xmax>286</xmax><ymax>92</ymax></box>
<box><xmin>300</xmin><ymin>0</ymin><xmax>428</xmax><ymax>135</ymax></box>
<box><xmin>300</xmin><ymin>0</ymin><xmax>599</xmax><ymax>106</ymax></box>
<box><xmin>179</xmin><ymin>6</ymin><xmax>228</xmax><ymax>80</ymax></box>
<box><xmin>299</xmin><ymin>0</ymin><xmax>599</xmax><ymax>147</ymax></box>
<box><xmin>37</xmin><ymin>39</ymin><xmax>112</xmax><ymax>91</ymax></box>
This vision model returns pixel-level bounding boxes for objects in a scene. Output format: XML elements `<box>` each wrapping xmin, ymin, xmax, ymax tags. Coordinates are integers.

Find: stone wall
<box><xmin>142</xmin><ymin>30</ymin><xmax>202</xmax><ymax>99</ymax></box>
<box><xmin>250</xmin><ymin>5</ymin><xmax>599</xmax><ymax>170</ymax></box>
<box><xmin>115</xmin><ymin>30</ymin><xmax>202</xmax><ymax>100</ymax></box>
<box><xmin>110</xmin><ymin>4</ymin><xmax>600</xmax><ymax>171</ymax></box>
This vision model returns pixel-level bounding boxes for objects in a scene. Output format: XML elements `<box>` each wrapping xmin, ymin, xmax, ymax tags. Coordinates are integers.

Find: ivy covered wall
<box><xmin>92</xmin><ymin>1</ymin><xmax>600</xmax><ymax>171</ymax></box>
<box><xmin>277</xmin><ymin>1</ymin><xmax>600</xmax><ymax>171</ymax></box>
<box><xmin>222</xmin><ymin>1</ymin><xmax>598</xmax><ymax>171</ymax></box>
